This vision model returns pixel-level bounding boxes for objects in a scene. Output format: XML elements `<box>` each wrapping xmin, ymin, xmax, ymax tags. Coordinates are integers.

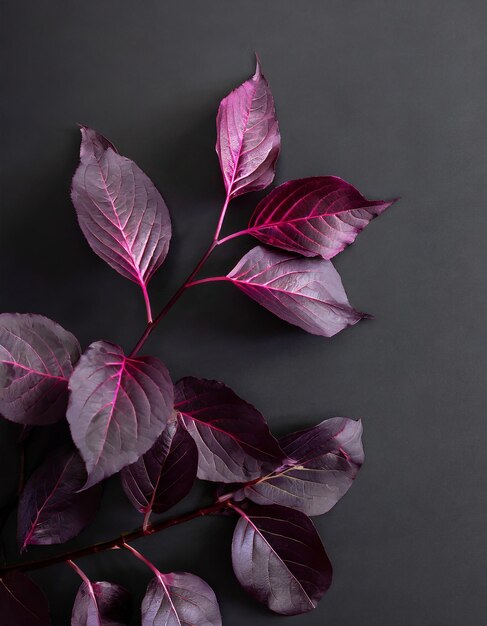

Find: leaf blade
<box><xmin>71</xmin><ymin>127</ymin><xmax>171</xmax><ymax>288</ymax></box>
<box><xmin>227</xmin><ymin>246</ymin><xmax>367</xmax><ymax>337</ymax></box>
<box><xmin>71</xmin><ymin>580</ymin><xmax>131</xmax><ymax>626</ymax></box>
<box><xmin>236</xmin><ymin>417</ymin><xmax>364</xmax><ymax>515</ymax></box>
<box><xmin>249</xmin><ymin>176</ymin><xmax>395</xmax><ymax>259</ymax></box>
<box><xmin>231</xmin><ymin>503</ymin><xmax>332</xmax><ymax>615</ymax></box>
<box><xmin>0</xmin><ymin>313</ymin><xmax>81</xmax><ymax>425</ymax></box>
<box><xmin>0</xmin><ymin>570</ymin><xmax>50</xmax><ymax>626</ymax></box>
<box><xmin>141</xmin><ymin>572</ymin><xmax>221</xmax><ymax>626</ymax></box>
<box><xmin>18</xmin><ymin>446</ymin><xmax>103</xmax><ymax>550</ymax></box>
<box><xmin>67</xmin><ymin>341</ymin><xmax>173</xmax><ymax>488</ymax></box>
<box><xmin>121</xmin><ymin>416</ymin><xmax>198</xmax><ymax>515</ymax></box>
<box><xmin>216</xmin><ymin>59</ymin><xmax>280</xmax><ymax>199</ymax></box>
<box><xmin>175</xmin><ymin>377</ymin><xmax>284</xmax><ymax>483</ymax></box>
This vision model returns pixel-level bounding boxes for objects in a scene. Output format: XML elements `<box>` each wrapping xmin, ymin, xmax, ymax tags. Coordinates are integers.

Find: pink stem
<box><xmin>123</xmin><ymin>543</ymin><xmax>162</xmax><ymax>579</ymax></box>
<box><xmin>185</xmin><ymin>276</ymin><xmax>228</xmax><ymax>288</ymax></box>
<box><xmin>67</xmin><ymin>560</ymin><xmax>91</xmax><ymax>587</ymax></box>
<box><xmin>140</xmin><ymin>282</ymin><xmax>153</xmax><ymax>324</ymax></box>
<box><xmin>217</xmin><ymin>227</ymin><xmax>253</xmax><ymax>246</ymax></box>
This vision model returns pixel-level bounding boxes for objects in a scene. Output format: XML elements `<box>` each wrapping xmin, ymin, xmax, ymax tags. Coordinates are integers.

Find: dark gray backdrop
<box><xmin>1</xmin><ymin>1</ymin><xmax>486</xmax><ymax>625</ymax></box>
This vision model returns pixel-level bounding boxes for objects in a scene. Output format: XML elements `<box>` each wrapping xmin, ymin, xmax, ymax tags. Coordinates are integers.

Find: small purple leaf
<box><xmin>248</xmin><ymin>176</ymin><xmax>395</xmax><ymax>259</ymax></box>
<box><xmin>227</xmin><ymin>246</ymin><xmax>367</xmax><ymax>337</ymax></box>
<box><xmin>231</xmin><ymin>503</ymin><xmax>332</xmax><ymax>615</ymax></box>
<box><xmin>175</xmin><ymin>377</ymin><xmax>285</xmax><ymax>483</ymax></box>
<box><xmin>17</xmin><ymin>446</ymin><xmax>103</xmax><ymax>550</ymax></box>
<box><xmin>71</xmin><ymin>126</ymin><xmax>171</xmax><ymax>292</ymax></box>
<box><xmin>121</xmin><ymin>416</ymin><xmax>197</xmax><ymax>516</ymax></box>
<box><xmin>0</xmin><ymin>313</ymin><xmax>81</xmax><ymax>425</ymax></box>
<box><xmin>216</xmin><ymin>58</ymin><xmax>280</xmax><ymax>199</ymax></box>
<box><xmin>141</xmin><ymin>572</ymin><xmax>221</xmax><ymax>626</ymax></box>
<box><xmin>67</xmin><ymin>341</ymin><xmax>173</xmax><ymax>488</ymax></box>
<box><xmin>71</xmin><ymin>580</ymin><xmax>131</xmax><ymax>626</ymax></box>
<box><xmin>0</xmin><ymin>570</ymin><xmax>50</xmax><ymax>625</ymax></box>
<box><xmin>234</xmin><ymin>417</ymin><xmax>364</xmax><ymax>515</ymax></box>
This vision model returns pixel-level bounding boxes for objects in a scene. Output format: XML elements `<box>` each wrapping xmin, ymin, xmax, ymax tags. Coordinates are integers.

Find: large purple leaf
<box><xmin>141</xmin><ymin>572</ymin><xmax>221</xmax><ymax>626</ymax></box>
<box><xmin>0</xmin><ymin>313</ymin><xmax>81</xmax><ymax>425</ymax></box>
<box><xmin>121</xmin><ymin>416</ymin><xmax>197</xmax><ymax>516</ymax></box>
<box><xmin>234</xmin><ymin>417</ymin><xmax>364</xmax><ymax>515</ymax></box>
<box><xmin>175</xmin><ymin>377</ymin><xmax>285</xmax><ymax>483</ymax></box>
<box><xmin>67</xmin><ymin>341</ymin><xmax>173</xmax><ymax>489</ymax></box>
<box><xmin>231</xmin><ymin>503</ymin><xmax>332</xmax><ymax>615</ymax></box>
<box><xmin>17</xmin><ymin>446</ymin><xmax>103</xmax><ymax>551</ymax></box>
<box><xmin>71</xmin><ymin>580</ymin><xmax>131</xmax><ymax>626</ymax></box>
<box><xmin>0</xmin><ymin>570</ymin><xmax>50</xmax><ymax>625</ymax></box>
<box><xmin>71</xmin><ymin>126</ymin><xmax>171</xmax><ymax>292</ymax></box>
<box><xmin>248</xmin><ymin>176</ymin><xmax>395</xmax><ymax>259</ymax></box>
<box><xmin>216</xmin><ymin>58</ymin><xmax>280</xmax><ymax>199</ymax></box>
<box><xmin>227</xmin><ymin>246</ymin><xmax>367</xmax><ymax>337</ymax></box>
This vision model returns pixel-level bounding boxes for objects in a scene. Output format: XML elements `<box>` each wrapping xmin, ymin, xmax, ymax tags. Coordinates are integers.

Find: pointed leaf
<box><xmin>141</xmin><ymin>572</ymin><xmax>221</xmax><ymax>626</ymax></box>
<box><xmin>0</xmin><ymin>570</ymin><xmax>50</xmax><ymax>625</ymax></box>
<box><xmin>248</xmin><ymin>176</ymin><xmax>395</xmax><ymax>259</ymax></box>
<box><xmin>234</xmin><ymin>417</ymin><xmax>364</xmax><ymax>515</ymax></box>
<box><xmin>18</xmin><ymin>446</ymin><xmax>103</xmax><ymax>550</ymax></box>
<box><xmin>0</xmin><ymin>313</ymin><xmax>81</xmax><ymax>425</ymax></box>
<box><xmin>216</xmin><ymin>59</ymin><xmax>280</xmax><ymax>199</ymax></box>
<box><xmin>231</xmin><ymin>503</ymin><xmax>332</xmax><ymax>615</ymax></box>
<box><xmin>227</xmin><ymin>246</ymin><xmax>367</xmax><ymax>337</ymax></box>
<box><xmin>121</xmin><ymin>416</ymin><xmax>197</xmax><ymax>515</ymax></box>
<box><xmin>175</xmin><ymin>377</ymin><xmax>284</xmax><ymax>483</ymax></box>
<box><xmin>71</xmin><ymin>126</ymin><xmax>171</xmax><ymax>289</ymax></box>
<box><xmin>71</xmin><ymin>580</ymin><xmax>131</xmax><ymax>626</ymax></box>
<box><xmin>67</xmin><ymin>341</ymin><xmax>173</xmax><ymax>488</ymax></box>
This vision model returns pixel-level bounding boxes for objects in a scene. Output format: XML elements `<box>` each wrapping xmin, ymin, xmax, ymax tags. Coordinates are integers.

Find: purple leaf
<box><xmin>71</xmin><ymin>126</ymin><xmax>171</xmax><ymax>294</ymax></box>
<box><xmin>248</xmin><ymin>176</ymin><xmax>395</xmax><ymax>259</ymax></box>
<box><xmin>231</xmin><ymin>503</ymin><xmax>332</xmax><ymax>615</ymax></box>
<box><xmin>0</xmin><ymin>313</ymin><xmax>81</xmax><ymax>425</ymax></box>
<box><xmin>67</xmin><ymin>341</ymin><xmax>173</xmax><ymax>489</ymax></box>
<box><xmin>71</xmin><ymin>580</ymin><xmax>131</xmax><ymax>626</ymax></box>
<box><xmin>234</xmin><ymin>417</ymin><xmax>364</xmax><ymax>515</ymax></box>
<box><xmin>0</xmin><ymin>570</ymin><xmax>50</xmax><ymax>625</ymax></box>
<box><xmin>141</xmin><ymin>572</ymin><xmax>221</xmax><ymax>626</ymax></box>
<box><xmin>216</xmin><ymin>58</ymin><xmax>280</xmax><ymax>199</ymax></box>
<box><xmin>175</xmin><ymin>377</ymin><xmax>285</xmax><ymax>483</ymax></box>
<box><xmin>121</xmin><ymin>416</ymin><xmax>197</xmax><ymax>516</ymax></box>
<box><xmin>227</xmin><ymin>246</ymin><xmax>368</xmax><ymax>337</ymax></box>
<box><xmin>17</xmin><ymin>446</ymin><xmax>103</xmax><ymax>550</ymax></box>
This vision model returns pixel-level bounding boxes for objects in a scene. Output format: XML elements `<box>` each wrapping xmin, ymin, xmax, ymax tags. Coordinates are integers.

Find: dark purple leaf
<box><xmin>0</xmin><ymin>570</ymin><xmax>50</xmax><ymax>625</ymax></box>
<box><xmin>234</xmin><ymin>417</ymin><xmax>364</xmax><ymax>515</ymax></box>
<box><xmin>248</xmin><ymin>176</ymin><xmax>395</xmax><ymax>259</ymax></box>
<box><xmin>0</xmin><ymin>313</ymin><xmax>81</xmax><ymax>425</ymax></box>
<box><xmin>216</xmin><ymin>58</ymin><xmax>280</xmax><ymax>199</ymax></box>
<box><xmin>121</xmin><ymin>416</ymin><xmax>197</xmax><ymax>516</ymax></box>
<box><xmin>71</xmin><ymin>126</ymin><xmax>171</xmax><ymax>292</ymax></box>
<box><xmin>141</xmin><ymin>572</ymin><xmax>221</xmax><ymax>626</ymax></box>
<box><xmin>175</xmin><ymin>377</ymin><xmax>285</xmax><ymax>483</ymax></box>
<box><xmin>71</xmin><ymin>580</ymin><xmax>131</xmax><ymax>626</ymax></box>
<box><xmin>227</xmin><ymin>246</ymin><xmax>368</xmax><ymax>337</ymax></box>
<box><xmin>231</xmin><ymin>503</ymin><xmax>332</xmax><ymax>615</ymax></box>
<box><xmin>18</xmin><ymin>446</ymin><xmax>103</xmax><ymax>550</ymax></box>
<box><xmin>67</xmin><ymin>341</ymin><xmax>173</xmax><ymax>488</ymax></box>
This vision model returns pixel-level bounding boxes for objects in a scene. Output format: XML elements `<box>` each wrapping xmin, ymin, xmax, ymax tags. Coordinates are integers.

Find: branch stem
<box><xmin>0</xmin><ymin>500</ymin><xmax>231</xmax><ymax>575</ymax></box>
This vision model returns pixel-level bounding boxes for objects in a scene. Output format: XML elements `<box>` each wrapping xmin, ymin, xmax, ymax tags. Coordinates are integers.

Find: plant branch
<box><xmin>129</xmin><ymin>194</ymin><xmax>232</xmax><ymax>357</ymax></box>
<box><xmin>0</xmin><ymin>500</ymin><xmax>232</xmax><ymax>575</ymax></box>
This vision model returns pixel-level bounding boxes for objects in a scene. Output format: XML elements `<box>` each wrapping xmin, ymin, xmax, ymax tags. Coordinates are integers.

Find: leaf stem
<box><xmin>185</xmin><ymin>276</ymin><xmax>228</xmax><ymax>288</ymax></box>
<box><xmin>141</xmin><ymin>283</ymin><xmax>153</xmax><ymax>324</ymax></box>
<box><xmin>67</xmin><ymin>559</ymin><xmax>91</xmax><ymax>586</ymax></box>
<box><xmin>0</xmin><ymin>500</ymin><xmax>231</xmax><ymax>575</ymax></box>
<box><xmin>129</xmin><ymin>193</ymin><xmax>232</xmax><ymax>357</ymax></box>
<box><xmin>216</xmin><ymin>227</ymin><xmax>252</xmax><ymax>245</ymax></box>
<box><xmin>123</xmin><ymin>543</ymin><xmax>161</xmax><ymax>579</ymax></box>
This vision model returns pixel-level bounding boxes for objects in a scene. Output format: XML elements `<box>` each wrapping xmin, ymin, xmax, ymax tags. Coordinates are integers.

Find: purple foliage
<box><xmin>175</xmin><ymin>377</ymin><xmax>285</xmax><ymax>482</ymax></box>
<box><xmin>0</xmin><ymin>313</ymin><xmax>80</xmax><ymax>425</ymax></box>
<box><xmin>216</xmin><ymin>58</ymin><xmax>280</xmax><ymax>199</ymax></box>
<box><xmin>227</xmin><ymin>246</ymin><xmax>368</xmax><ymax>336</ymax></box>
<box><xmin>121</xmin><ymin>415</ymin><xmax>198</xmax><ymax>516</ymax></box>
<box><xmin>18</xmin><ymin>446</ymin><xmax>103</xmax><ymax>550</ymax></box>
<box><xmin>71</xmin><ymin>580</ymin><xmax>131</xmax><ymax>626</ymax></box>
<box><xmin>0</xmin><ymin>570</ymin><xmax>50</xmax><ymax>625</ymax></box>
<box><xmin>141</xmin><ymin>571</ymin><xmax>221</xmax><ymax>626</ymax></box>
<box><xmin>249</xmin><ymin>176</ymin><xmax>395</xmax><ymax>259</ymax></box>
<box><xmin>231</xmin><ymin>503</ymin><xmax>333</xmax><ymax>615</ymax></box>
<box><xmin>67</xmin><ymin>341</ymin><xmax>173</xmax><ymax>488</ymax></box>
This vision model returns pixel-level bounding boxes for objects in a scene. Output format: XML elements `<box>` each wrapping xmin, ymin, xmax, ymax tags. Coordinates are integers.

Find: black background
<box><xmin>1</xmin><ymin>2</ymin><xmax>487</xmax><ymax>625</ymax></box>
